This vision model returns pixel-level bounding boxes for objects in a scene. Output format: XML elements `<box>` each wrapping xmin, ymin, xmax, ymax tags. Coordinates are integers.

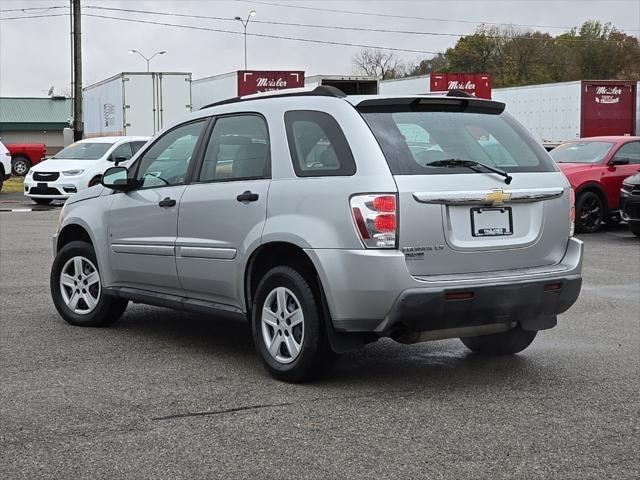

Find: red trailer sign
<box><xmin>581</xmin><ymin>80</ymin><xmax>637</xmax><ymax>137</ymax></box>
<box><xmin>237</xmin><ymin>70</ymin><xmax>305</xmax><ymax>96</ymax></box>
<box><xmin>430</xmin><ymin>73</ymin><xmax>492</xmax><ymax>99</ymax></box>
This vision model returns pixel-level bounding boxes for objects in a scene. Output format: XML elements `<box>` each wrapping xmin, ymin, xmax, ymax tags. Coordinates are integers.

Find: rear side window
<box><xmin>285</xmin><ymin>110</ymin><xmax>356</xmax><ymax>177</ymax></box>
<box><xmin>361</xmin><ymin>110</ymin><xmax>555</xmax><ymax>175</ymax></box>
<box><xmin>199</xmin><ymin>114</ymin><xmax>270</xmax><ymax>182</ymax></box>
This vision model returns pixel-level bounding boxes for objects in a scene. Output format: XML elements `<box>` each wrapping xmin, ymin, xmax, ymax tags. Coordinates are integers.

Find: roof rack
<box><xmin>199</xmin><ymin>85</ymin><xmax>346</xmax><ymax>110</ymax></box>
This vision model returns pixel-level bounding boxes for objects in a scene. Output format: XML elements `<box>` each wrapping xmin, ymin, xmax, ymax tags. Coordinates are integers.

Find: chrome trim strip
<box><xmin>413</xmin><ymin>187</ymin><xmax>564</xmax><ymax>205</ymax></box>
<box><xmin>178</xmin><ymin>246</ymin><xmax>237</xmax><ymax>260</ymax></box>
<box><xmin>111</xmin><ymin>244</ymin><xmax>175</xmax><ymax>256</ymax></box>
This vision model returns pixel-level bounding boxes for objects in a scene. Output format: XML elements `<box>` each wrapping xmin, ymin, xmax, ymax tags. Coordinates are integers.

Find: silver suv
<box><xmin>50</xmin><ymin>87</ymin><xmax>583</xmax><ymax>382</ymax></box>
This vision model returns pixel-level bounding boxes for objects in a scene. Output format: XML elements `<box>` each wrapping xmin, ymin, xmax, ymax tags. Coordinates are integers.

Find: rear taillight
<box><xmin>569</xmin><ymin>188</ymin><xmax>575</xmax><ymax>237</ymax></box>
<box><xmin>350</xmin><ymin>194</ymin><xmax>398</xmax><ymax>248</ymax></box>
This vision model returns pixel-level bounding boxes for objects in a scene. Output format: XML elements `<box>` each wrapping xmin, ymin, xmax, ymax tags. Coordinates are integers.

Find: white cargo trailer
<box><xmin>492</xmin><ymin>80</ymin><xmax>640</xmax><ymax>147</ymax></box>
<box><xmin>305</xmin><ymin>75</ymin><xmax>379</xmax><ymax>95</ymax></box>
<box><xmin>83</xmin><ymin>72</ymin><xmax>192</xmax><ymax>138</ymax></box>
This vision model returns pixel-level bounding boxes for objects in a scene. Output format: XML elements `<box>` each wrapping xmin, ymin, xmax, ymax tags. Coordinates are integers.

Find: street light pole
<box><xmin>128</xmin><ymin>50</ymin><xmax>167</xmax><ymax>72</ymax></box>
<box><xmin>234</xmin><ymin>10</ymin><xmax>256</xmax><ymax>70</ymax></box>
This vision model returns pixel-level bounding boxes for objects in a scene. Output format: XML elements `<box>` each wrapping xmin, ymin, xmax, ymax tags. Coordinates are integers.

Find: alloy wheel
<box><xmin>580</xmin><ymin>196</ymin><xmax>602</xmax><ymax>230</ymax></box>
<box><xmin>59</xmin><ymin>256</ymin><xmax>101</xmax><ymax>315</ymax></box>
<box><xmin>261</xmin><ymin>286</ymin><xmax>304</xmax><ymax>364</ymax></box>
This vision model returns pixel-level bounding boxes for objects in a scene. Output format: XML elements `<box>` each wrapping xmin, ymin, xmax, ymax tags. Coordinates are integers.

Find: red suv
<box><xmin>550</xmin><ymin>136</ymin><xmax>640</xmax><ymax>233</ymax></box>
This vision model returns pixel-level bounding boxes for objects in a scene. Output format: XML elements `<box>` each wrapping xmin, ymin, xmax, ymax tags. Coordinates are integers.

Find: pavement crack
<box><xmin>151</xmin><ymin>401</ymin><xmax>294</xmax><ymax>421</ymax></box>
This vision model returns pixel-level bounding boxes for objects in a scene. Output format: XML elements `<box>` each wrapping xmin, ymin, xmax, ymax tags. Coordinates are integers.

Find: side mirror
<box><xmin>109</xmin><ymin>155</ymin><xmax>128</xmax><ymax>165</ymax></box>
<box><xmin>609</xmin><ymin>158</ymin><xmax>630</xmax><ymax>166</ymax></box>
<box><xmin>102</xmin><ymin>166</ymin><xmax>135</xmax><ymax>191</ymax></box>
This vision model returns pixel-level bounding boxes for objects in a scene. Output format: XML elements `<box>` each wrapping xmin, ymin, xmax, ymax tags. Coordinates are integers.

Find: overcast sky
<box><xmin>1</xmin><ymin>0</ymin><xmax>638</xmax><ymax>97</ymax></box>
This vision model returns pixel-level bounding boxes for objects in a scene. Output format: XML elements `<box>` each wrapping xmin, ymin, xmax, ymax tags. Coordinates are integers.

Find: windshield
<box><xmin>361</xmin><ymin>110</ymin><xmax>555</xmax><ymax>175</ymax></box>
<box><xmin>550</xmin><ymin>141</ymin><xmax>614</xmax><ymax>164</ymax></box>
<box><xmin>52</xmin><ymin>142</ymin><xmax>113</xmax><ymax>160</ymax></box>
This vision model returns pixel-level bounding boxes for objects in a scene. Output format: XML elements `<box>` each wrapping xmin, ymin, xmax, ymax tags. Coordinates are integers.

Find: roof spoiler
<box><xmin>355</xmin><ymin>94</ymin><xmax>505</xmax><ymax>115</ymax></box>
<box><xmin>200</xmin><ymin>85</ymin><xmax>346</xmax><ymax>110</ymax></box>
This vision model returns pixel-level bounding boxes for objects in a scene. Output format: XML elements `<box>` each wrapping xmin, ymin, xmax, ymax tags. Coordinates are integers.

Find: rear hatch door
<box><xmin>358</xmin><ymin>96</ymin><xmax>571</xmax><ymax>276</ymax></box>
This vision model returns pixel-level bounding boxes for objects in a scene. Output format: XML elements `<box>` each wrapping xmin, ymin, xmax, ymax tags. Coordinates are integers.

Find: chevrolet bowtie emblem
<box><xmin>485</xmin><ymin>189</ymin><xmax>511</xmax><ymax>204</ymax></box>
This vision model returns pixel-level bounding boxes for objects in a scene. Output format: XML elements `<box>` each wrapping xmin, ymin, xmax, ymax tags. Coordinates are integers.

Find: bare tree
<box><xmin>352</xmin><ymin>48</ymin><xmax>404</xmax><ymax>79</ymax></box>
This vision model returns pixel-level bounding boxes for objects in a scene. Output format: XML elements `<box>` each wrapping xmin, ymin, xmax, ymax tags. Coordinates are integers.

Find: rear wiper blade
<box><xmin>426</xmin><ymin>159</ymin><xmax>513</xmax><ymax>184</ymax></box>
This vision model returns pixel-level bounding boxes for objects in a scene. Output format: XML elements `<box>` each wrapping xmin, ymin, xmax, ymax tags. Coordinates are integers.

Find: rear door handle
<box><xmin>236</xmin><ymin>191</ymin><xmax>259</xmax><ymax>202</ymax></box>
<box><xmin>158</xmin><ymin>197</ymin><xmax>176</xmax><ymax>207</ymax></box>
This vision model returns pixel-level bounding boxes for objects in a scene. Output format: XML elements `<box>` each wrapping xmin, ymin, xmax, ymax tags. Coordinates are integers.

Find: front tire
<box><xmin>33</xmin><ymin>198</ymin><xmax>52</xmax><ymax>206</ymax></box>
<box><xmin>251</xmin><ymin>266</ymin><xmax>331</xmax><ymax>382</ymax></box>
<box><xmin>460</xmin><ymin>325</ymin><xmax>537</xmax><ymax>355</ymax></box>
<box><xmin>50</xmin><ymin>241</ymin><xmax>128</xmax><ymax>327</ymax></box>
<box><xmin>12</xmin><ymin>156</ymin><xmax>31</xmax><ymax>176</ymax></box>
<box><xmin>576</xmin><ymin>191</ymin><xmax>604</xmax><ymax>233</ymax></box>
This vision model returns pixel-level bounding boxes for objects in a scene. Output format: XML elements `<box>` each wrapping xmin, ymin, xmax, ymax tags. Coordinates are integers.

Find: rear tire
<box><xmin>460</xmin><ymin>325</ymin><xmax>537</xmax><ymax>355</ymax></box>
<box><xmin>576</xmin><ymin>191</ymin><xmax>604</xmax><ymax>233</ymax></box>
<box><xmin>12</xmin><ymin>155</ymin><xmax>31</xmax><ymax>176</ymax></box>
<box><xmin>33</xmin><ymin>198</ymin><xmax>52</xmax><ymax>206</ymax></box>
<box><xmin>629</xmin><ymin>223</ymin><xmax>640</xmax><ymax>237</ymax></box>
<box><xmin>251</xmin><ymin>265</ymin><xmax>331</xmax><ymax>382</ymax></box>
<box><xmin>50</xmin><ymin>240</ymin><xmax>128</xmax><ymax>327</ymax></box>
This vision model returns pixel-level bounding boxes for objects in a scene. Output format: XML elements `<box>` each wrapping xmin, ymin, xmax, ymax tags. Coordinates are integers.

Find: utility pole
<box><xmin>72</xmin><ymin>0</ymin><xmax>83</xmax><ymax>141</ymax></box>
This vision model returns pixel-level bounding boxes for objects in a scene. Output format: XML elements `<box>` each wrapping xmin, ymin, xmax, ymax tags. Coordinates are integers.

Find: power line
<box><xmin>82</xmin><ymin>5</ymin><xmax>638</xmax><ymax>45</ymax></box>
<box><xmin>0</xmin><ymin>5</ymin><xmax>67</xmax><ymax>13</ymax></box>
<box><xmin>81</xmin><ymin>13</ymin><xmax>443</xmax><ymax>55</ymax></box>
<box><xmin>77</xmin><ymin>13</ymin><xmax>617</xmax><ymax>69</ymax></box>
<box><xmin>236</xmin><ymin>0</ymin><xmax>640</xmax><ymax>33</ymax></box>
<box><xmin>0</xmin><ymin>13</ymin><xmax>68</xmax><ymax>20</ymax></box>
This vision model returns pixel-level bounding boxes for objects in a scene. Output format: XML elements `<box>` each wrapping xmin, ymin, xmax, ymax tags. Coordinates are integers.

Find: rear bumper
<box><xmin>377</xmin><ymin>274</ymin><xmax>581</xmax><ymax>335</ymax></box>
<box><xmin>306</xmin><ymin>237</ymin><xmax>583</xmax><ymax>334</ymax></box>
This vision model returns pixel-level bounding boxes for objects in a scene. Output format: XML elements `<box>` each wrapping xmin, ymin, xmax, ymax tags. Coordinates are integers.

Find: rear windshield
<box><xmin>550</xmin><ymin>141</ymin><xmax>614</xmax><ymax>164</ymax></box>
<box><xmin>361</xmin><ymin>111</ymin><xmax>555</xmax><ymax>175</ymax></box>
<box><xmin>52</xmin><ymin>142</ymin><xmax>113</xmax><ymax>160</ymax></box>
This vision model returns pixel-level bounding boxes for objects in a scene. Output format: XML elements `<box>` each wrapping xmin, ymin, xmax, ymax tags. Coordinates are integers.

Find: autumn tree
<box><xmin>352</xmin><ymin>48</ymin><xmax>406</xmax><ymax>79</ymax></box>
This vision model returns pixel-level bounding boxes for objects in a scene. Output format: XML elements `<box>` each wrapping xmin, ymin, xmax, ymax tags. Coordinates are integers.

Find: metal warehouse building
<box><xmin>0</xmin><ymin>97</ymin><xmax>72</xmax><ymax>155</ymax></box>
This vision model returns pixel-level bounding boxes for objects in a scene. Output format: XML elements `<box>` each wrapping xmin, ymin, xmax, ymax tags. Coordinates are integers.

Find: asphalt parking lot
<box><xmin>1</xmin><ymin>203</ymin><xmax>638</xmax><ymax>479</ymax></box>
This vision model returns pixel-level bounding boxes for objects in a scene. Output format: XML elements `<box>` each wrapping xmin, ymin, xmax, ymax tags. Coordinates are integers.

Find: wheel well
<box><xmin>89</xmin><ymin>175</ymin><xmax>102</xmax><ymax>186</ymax></box>
<box><xmin>245</xmin><ymin>242</ymin><xmax>321</xmax><ymax>314</ymax></box>
<box><xmin>12</xmin><ymin>154</ymin><xmax>30</xmax><ymax>163</ymax></box>
<box><xmin>57</xmin><ymin>224</ymin><xmax>93</xmax><ymax>252</ymax></box>
<box><xmin>576</xmin><ymin>184</ymin><xmax>608</xmax><ymax>210</ymax></box>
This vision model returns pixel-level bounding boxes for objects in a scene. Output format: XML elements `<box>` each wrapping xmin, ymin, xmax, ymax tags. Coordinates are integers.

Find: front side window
<box><xmin>285</xmin><ymin>110</ymin><xmax>356</xmax><ymax>177</ymax></box>
<box><xmin>135</xmin><ymin>120</ymin><xmax>206</xmax><ymax>188</ymax></box>
<box><xmin>110</xmin><ymin>142</ymin><xmax>133</xmax><ymax>162</ymax></box>
<box><xmin>612</xmin><ymin>141</ymin><xmax>640</xmax><ymax>164</ymax></box>
<box><xmin>199</xmin><ymin>115</ymin><xmax>270</xmax><ymax>182</ymax></box>
<box><xmin>52</xmin><ymin>142</ymin><xmax>114</xmax><ymax>160</ymax></box>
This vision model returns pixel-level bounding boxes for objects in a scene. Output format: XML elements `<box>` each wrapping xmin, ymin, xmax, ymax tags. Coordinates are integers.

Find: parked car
<box><xmin>550</xmin><ymin>136</ymin><xmax>640</xmax><ymax>233</ymax></box>
<box><xmin>5</xmin><ymin>143</ymin><xmax>46</xmax><ymax>175</ymax></box>
<box><xmin>50</xmin><ymin>88</ymin><xmax>583</xmax><ymax>382</ymax></box>
<box><xmin>620</xmin><ymin>173</ymin><xmax>640</xmax><ymax>236</ymax></box>
<box><xmin>24</xmin><ymin>136</ymin><xmax>149</xmax><ymax>205</ymax></box>
<box><xmin>0</xmin><ymin>140</ymin><xmax>12</xmax><ymax>191</ymax></box>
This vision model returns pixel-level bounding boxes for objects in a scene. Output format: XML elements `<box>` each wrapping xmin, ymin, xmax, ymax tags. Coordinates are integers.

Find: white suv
<box><xmin>0</xmin><ymin>140</ymin><xmax>12</xmax><ymax>191</ymax></box>
<box><xmin>24</xmin><ymin>136</ymin><xmax>149</xmax><ymax>205</ymax></box>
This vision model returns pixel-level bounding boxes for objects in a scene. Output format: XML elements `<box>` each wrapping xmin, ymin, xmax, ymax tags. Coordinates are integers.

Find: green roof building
<box><xmin>0</xmin><ymin>97</ymin><xmax>72</xmax><ymax>154</ymax></box>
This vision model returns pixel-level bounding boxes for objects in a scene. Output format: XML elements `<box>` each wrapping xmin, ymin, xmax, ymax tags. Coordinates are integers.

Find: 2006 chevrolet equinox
<box><xmin>50</xmin><ymin>86</ymin><xmax>583</xmax><ymax>382</ymax></box>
